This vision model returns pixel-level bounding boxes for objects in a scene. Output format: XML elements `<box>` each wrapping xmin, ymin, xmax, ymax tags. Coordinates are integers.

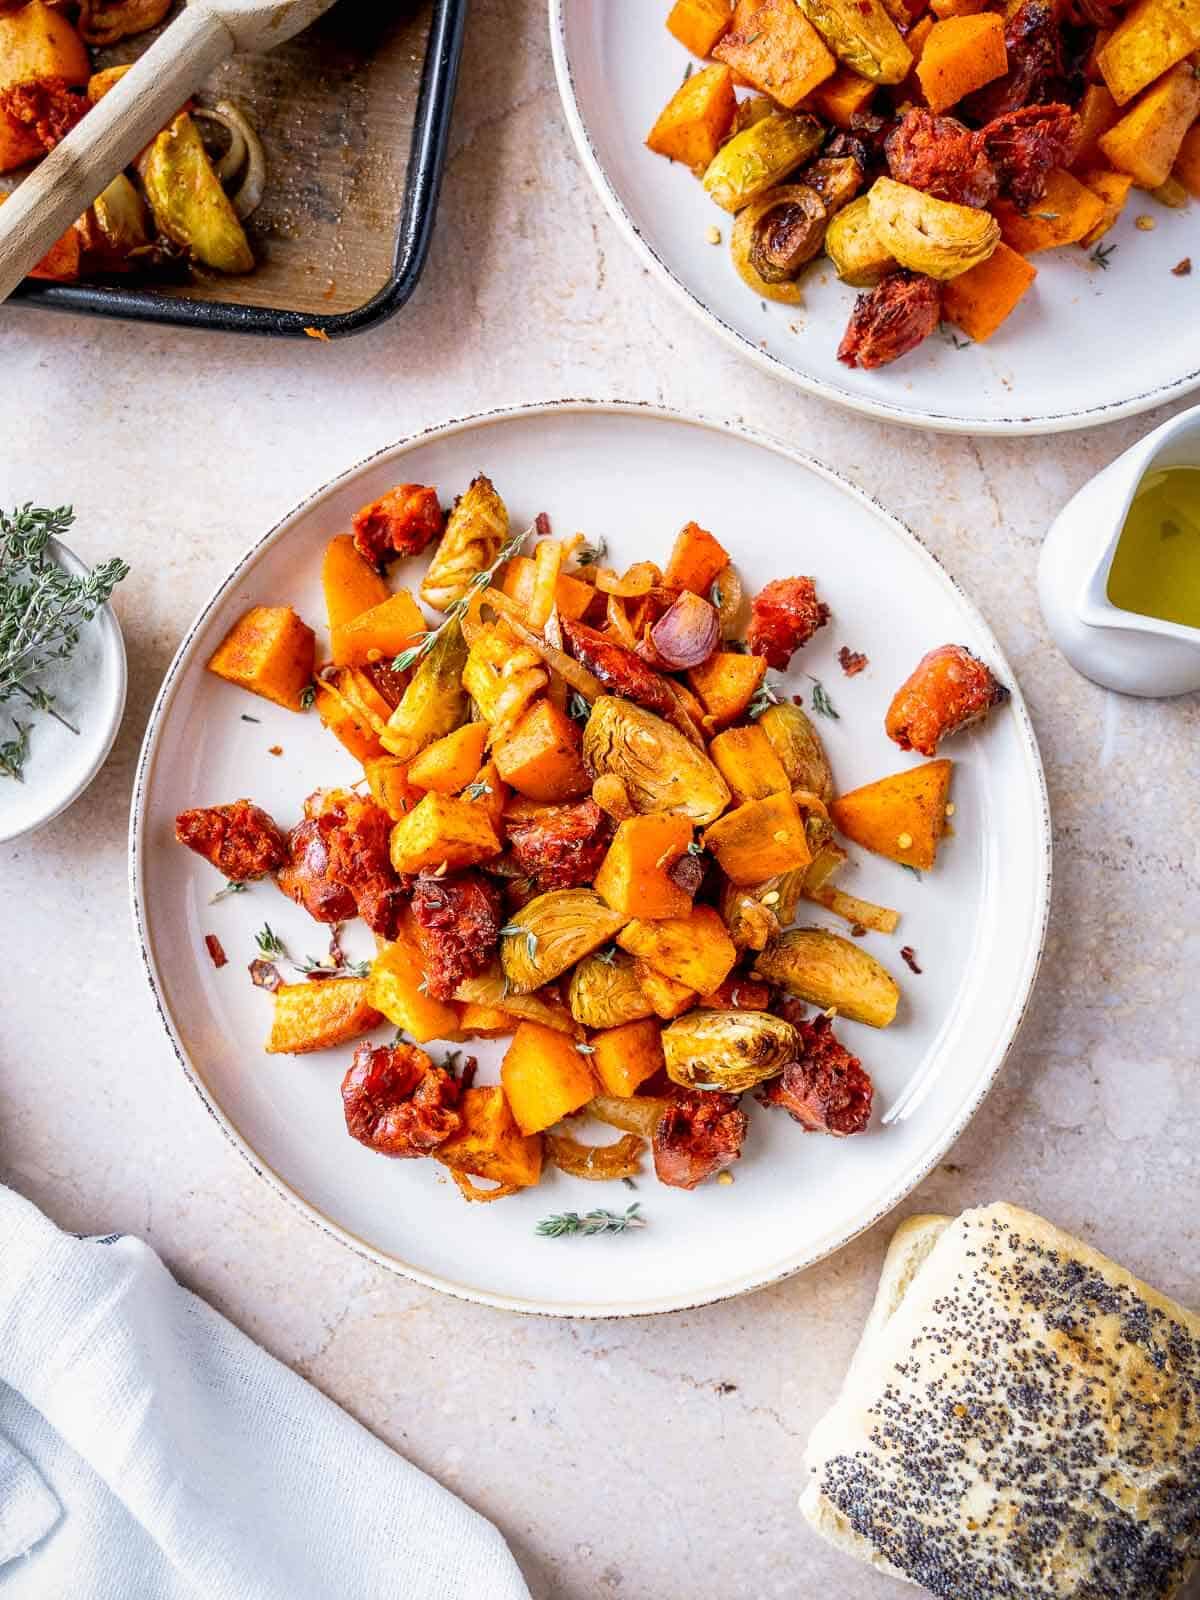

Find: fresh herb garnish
<box><xmin>392</xmin><ymin>522</ymin><xmax>533</xmax><ymax>672</ymax></box>
<box><xmin>1090</xmin><ymin>241</ymin><xmax>1117</xmax><ymax>270</ymax></box>
<box><xmin>747</xmin><ymin>679</ymin><xmax>781</xmax><ymax>719</ymax></box>
<box><xmin>687</xmin><ymin>840</ymin><xmax>705</xmax><ymax>856</ymax></box>
<box><xmin>256</xmin><ymin>923</ymin><xmax>287</xmax><ymax>958</ymax></box>
<box><xmin>240</xmin><ymin>713</ymin><xmax>261</xmax><ymax>723</ymax></box>
<box><xmin>535</xmin><ymin>1203</ymin><xmax>646</xmax><ymax>1238</ymax></box>
<box><xmin>807</xmin><ymin>676</ymin><xmax>839</xmax><ymax>719</ymax></box>
<box><xmin>710</xmin><ymin>579</ymin><xmax>724</xmax><ymax>610</ymax></box>
<box><xmin>501</xmin><ymin>922</ymin><xmax>539</xmax><ymax>963</ymax></box>
<box><xmin>210</xmin><ymin>880</ymin><xmax>249</xmax><ymax>904</ymax></box>
<box><xmin>594</xmin><ymin>946</ymin><xmax>618</xmax><ymax>965</ymax></box>
<box><xmin>574</xmin><ymin>536</ymin><xmax>608</xmax><ymax>569</ymax></box>
<box><xmin>299</xmin><ymin>683</ymin><xmax>316</xmax><ymax>710</ymax></box>
<box><xmin>0</xmin><ymin>505</ymin><xmax>129</xmax><ymax>780</ymax></box>
<box><xmin>463</xmin><ymin>778</ymin><xmax>493</xmax><ymax>800</ymax></box>
<box><xmin>568</xmin><ymin>691</ymin><xmax>592</xmax><ymax>722</ymax></box>
<box><xmin>681</xmin><ymin>60</ymin><xmax>693</xmax><ymax>83</ymax></box>
<box><xmin>901</xmin><ymin>863</ymin><xmax>922</xmax><ymax>879</ymax></box>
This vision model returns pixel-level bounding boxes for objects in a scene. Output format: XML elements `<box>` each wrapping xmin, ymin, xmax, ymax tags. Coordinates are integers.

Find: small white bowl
<box><xmin>0</xmin><ymin>537</ymin><xmax>127</xmax><ymax>845</ymax></box>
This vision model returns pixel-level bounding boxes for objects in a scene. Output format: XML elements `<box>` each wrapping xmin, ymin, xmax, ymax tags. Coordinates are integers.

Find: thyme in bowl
<box><xmin>0</xmin><ymin>505</ymin><xmax>129</xmax><ymax>780</ymax></box>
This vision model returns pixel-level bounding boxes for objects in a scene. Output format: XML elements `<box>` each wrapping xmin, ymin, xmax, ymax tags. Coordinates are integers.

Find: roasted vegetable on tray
<box><xmin>0</xmin><ymin>1</ymin><xmax>267</xmax><ymax>286</ymax></box>
<box><xmin>645</xmin><ymin>0</ymin><xmax>1200</xmax><ymax>367</ymax></box>
<box><xmin>177</xmin><ymin>470</ymin><xmax>1013</xmax><ymax>1206</ymax></box>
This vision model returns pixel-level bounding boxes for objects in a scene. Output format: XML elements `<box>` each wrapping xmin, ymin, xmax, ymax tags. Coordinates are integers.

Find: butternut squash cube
<box><xmin>207</xmin><ymin>605</ymin><xmax>316</xmax><ymax>711</ymax></box>
<box><xmin>265</xmin><ymin>979</ymin><xmax>381</xmax><ymax>1055</ymax></box>
<box><xmin>501</xmin><ymin>1021</ymin><xmax>598</xmax><ymax>1136</ymax></box>
<box><xmin>618</xmin><ymin>905</ymin><xmax>737</xmax><ymax>994</ymax></box>
<box><xmin>1098</xmin><ymin>0</ymin><xmax>1200</xmax><ymax>104</ymax></box>
<box><xmin>664</xmin><ymin>521</ymin><xmax>731</xmax><ymax>595</ymax></box>
<box><xmin>0</xmin><ymin>2</ymin><xmax>89</xmax><ymax>91</ymax></box>
<box><xmin>1070</xmin><ymin>82</ymin><xmax>1121</xmax><ymax>169</ymax></box>
<box><xmin>829</xmin><ymin>758</ymin><xmax>953</xmax><ymax>869</ymax></box>
<box><xmin>388</xmin><ymin>792</ymin><xmax>501</xmax><ymax>875</ymax></box>
<box><xmin>702</xmin><ymin>790</ymin><xmax>813</xmax><ymax>885</ymax></box>
<box><xmin>493</xmin><ymin>699</ymin><xmax>591</xmax><ymax>803</ymax></box>
<box><xmin>668</xmin><ymin>0</ymin><xmax>733</xmax><ymax>56</ymax></box>
<box><xmin>500</xmin><ymin>555</ymin><xmax>594</xmax><ymax>622</ymax></box>
<box><xmin>714</xmin><ymin>0</ymin><xmax>836</xmax><ymax>107</ymax></box>
<box><xmin>321</xmin><ymin>533</ymin><xmax>389</xmax><ymax>632</ymax></box>
<box><xmin>437</xmin><ymin>1086</ymin><xmax>543</xmax><ymax>1190</ymax></box>
<box><xmin>1174</xmin><ymin>119</ymin><xmax>1200</xmax><ymax>196</ymax></box>
<box><xmin>708</xmin><ymin>725</ymin><xmax>791</xmax><ymax>802</ymax></box>
<box><xmin>687</xmin><ymin>650</ymin><xmax>767</xmax><ymax>728</ymax></box>
<box><xmin>646</xmin><ymin>60</ymin><xmax>738</xmax><ymax>172</ymax></box>
<box><xmin>26</xmin><ymin>217</ymin><xmax>83</xmax><ymax>281</ymax></box>
<box><xmin>591</xmin><ymin>1018</ymin><xmax>666</xmax><ymax>1097</ymax></box>
<box><xmin>1076</xmin><ymin>167</ymin><xmax>1134</xmax><ymax>245</ymax></box>
<box><xmin>465</xmin><ymin>759</ymin><xmax>509</xmax><ymax>834</ymax></box>
<box><xmin>407</xmin><ymin>722</ymin><xmax>489</xmax><ymax>794</ymax></box>
<box><xmin>331</xmin><ymin>589</ymin><xmax>425</xmax><ymax>669</ymax></box>
<box><xmin>1099</xmin><ymin>61</ymin><xmax>1200</xmax><ymax>187</ymax></box>
<box><xmin>942</xmin><ymin>240</ymin><xmax>1037</xmax><ymax>341</ymax></box>
<box><xmin>808</xmin><ymin>66</ymin><xmax>878</xmax><ymax>127</ymax></box>
<box><xmin>363</xmin><ymin>755</ymin><xmax>423</xmax><ymax>821</ymax></box>
<box><xmin>594</xmin><ymin>814</ymin><xmax>696</xmax><ymax>919</ymax></box>
<box><xmin>367</xmin><ymin>926</ymin><xmax>463</xmax><ymax>1044</ymax></box>
<box><xmin>634</xmin><ymin>960</ymin><xmax>698</xmax><ymax>1019</ymax></box>
<box><xmin>994</xmin><ymin>167</ymin><xmax>1105</xmax><ymax>251</ymax></box>
<box><xmin>916</xmin><ymin>13</ymin><xmax>1007</xmax><ymax>113</ymax></box>
<box><xmin>458</xmin><ymin>1002</ymin><xmax>516</xmax><ymax>1038</ymax></box>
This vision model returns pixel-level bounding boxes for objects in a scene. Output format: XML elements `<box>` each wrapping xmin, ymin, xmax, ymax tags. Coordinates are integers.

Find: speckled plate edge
<box><xmin>128</xmin><ymin>399</ymin><xmax>1053</xmax><ymax>1317</ymax></box>
<box><xmin>548</xmin><ymin>1</ymin><xmax>1200</xmax><ymax>437</ymax></box>
<box><xmin>0</xmin><ymin>538</ymin><xmax>127</xmax><ymax>846</ymax></box>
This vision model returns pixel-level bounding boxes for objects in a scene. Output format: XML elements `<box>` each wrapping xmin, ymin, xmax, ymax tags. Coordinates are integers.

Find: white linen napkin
<box><xmin>0</xmin><ymin>1184</ymin><xmax>531</xmax><ymax>1600</ymax></box>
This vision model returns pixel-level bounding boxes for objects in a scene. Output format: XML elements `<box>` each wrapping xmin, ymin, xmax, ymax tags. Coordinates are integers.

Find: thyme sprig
<box><xmin>1090</xmin><ymin>241</ymin><xmax>1117</xmax><ymax>270</ymax></box>
<box><xmin>808</xmin><ymin>676</ymin><xmax>839</xmax><ymax>719</ymax></box>
<box><xmin>535</xmin><ymin>1203</ymin><xmax>646</xmax><ymax>1238</ymax></box>
<box><xmin>747</xmin><ymin>678</ymin><xmax>782</xmax><ymax>719</ymax></box>
<box><xmin>0</xmin><ymin>505</ymin><xmax>129</xmax><ymax>780</ymax></box>
<box><xmin>392</xmin><ymin>522</ymin><xmax>533</xmax><ymax>672</ymax></box>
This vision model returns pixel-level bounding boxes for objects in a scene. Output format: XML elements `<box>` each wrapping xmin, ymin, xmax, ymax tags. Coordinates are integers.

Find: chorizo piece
<box><xmin>342</xmin><ymin>1043</ymin><xmax>462</xmax><ymax>1158</ymax></box>
<box><xmin>351</xmin><ymin>484</ymin><xmax>444</xmax><ymax>571</ymax></box>
<box><xmin>409</xmin><ymin>871</ymin><xmax>503</xmax><ymax>1001</ymax></box>
<box><xmin>560</xmin><ymin>620</ymin><xmax>678</xmax><ymax>719</ymax></box>
<box><xmin>175</xmin><ymin>799</ymin><xmax>287</xmax><ymax>881</ymax></box>
<box><xmin>837</xmin><ymin>270</ymin><xmax>941</xmax><ymax>372</ymax></box>
<box><xmin>980</xmin><ymin>104</ymin><xmax>1077</xmax><ymax>211</ymax></box>
<box><xmin>278</xmin><ymin>791</ymin><xmax>404</xmax><ymax>936</ymax></box>
<box><xmin>504</xmin><ymin>799</ymin><xmax>610</xmax><ymax>891</ymax></box>
<box><xmin>746</xmin><ymin>576</ymin><xmax>831</xmax><ymax>670</ymax></box>
<box><xmin>885</xmin><ymin>642</ymin><xmax>1009</xmax><ymax>756</ymax></box>
<box><xmin>277</xmin><ymin>816</ymin><xmax>357</xmax><ymax>925</ymax></box>
<box><xmin>653</xmin><ymin>1089</ymin><xmax>748</xmax><ymax>1189</ymax></box>
<box><xmin>758</xmin><ymin>1016</ymin><xmax>873</xmax><ymax>1135</ymax></box>
<box><xmin>0</xmin><ymin>77</ymin><xmax>88</xmax><ymax>153</ymax></box>
<box><xmin>885</xmin><ymin>110</ymin><xmax>998</xmax><ymax>209</ymax></box>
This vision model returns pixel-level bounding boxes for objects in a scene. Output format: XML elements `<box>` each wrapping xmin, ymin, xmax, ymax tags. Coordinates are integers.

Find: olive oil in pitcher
<box><xmin>1106</xmin><ymin>465</ymin><xmax>1200</xmax><ymax>630</ymax></box>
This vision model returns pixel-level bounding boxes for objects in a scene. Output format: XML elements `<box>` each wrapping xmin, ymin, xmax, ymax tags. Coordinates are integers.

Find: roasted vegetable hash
<box><xmin>647</xmin><ymin>0</ymin><xmax>1200</xmax><ymax>365</ymax></box>
<box><xmin>178</xmin><ymin>475</ymin><xmax>1008</xmax><ymax>1203</ymax></box>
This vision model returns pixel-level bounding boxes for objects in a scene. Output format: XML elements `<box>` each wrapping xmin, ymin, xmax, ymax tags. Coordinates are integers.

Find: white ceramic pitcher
<box><xmin>1038</xmin><ymin>405</ymin><xmax>1200</xmax><ymax>697</ymax></box>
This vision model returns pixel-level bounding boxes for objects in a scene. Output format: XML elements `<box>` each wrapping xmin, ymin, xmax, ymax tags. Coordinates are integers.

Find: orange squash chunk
<box><xmin>1076</xmin><ymin>168</ymin><xmax>1134</xmax><ymax>246</ymax></box>
<box><xmin>207</xmin><ymin>605</ymin><xmax>315</xmax><ymax>711</ymax></box>
<box><xmin>388</xmin><ymin>792</ymin><xmax>501</xmax><ymax>875</ymax></box>
<box><xmin>437</xmin><ymin>1086</ymin><xmax>543</xmax><ymax>1192</ymax></box>
<box><xmin>367</xmin><ymin>920</ymin><xmax>463</xmax><ymax>1044</ymax></box>
<box><xmin>618</xmin><ymin>905</ymin><xmax>736</xmax><ymax>995</ymax></box>
<box><xmin>501</xmin><ymin>1021</ymin><xmax>598</xmax><ymax>1136</ymax></box>
<box><xmin>1098</xmin><ymin>61</ymin><xmax>1200</xmax><ymax>188</ymax></box>
<box><xmin>494</xmin><ymin>699</ymin><xmax>591</xmax><ymax>803</ymax></box>
<box><xmin>916</xmin><ymin>13</ymin><xmax>1006</xmax><ymax>112</ymax></box>
<box><xmin>500</xmin><ymin>555</ymin><xmax>595</xmax><ymax>622</ymax></box>
<box><xmin>1070</xmin><ymin>83</ymin><xmax>1121</xmax><ymax>170</ymax></box>
<box><xmin>595</xmin><ymin>814</ymin><xmax>696</xmax><ymax>919</ymax></box>
<box><xmin>1172</xmin><ymin>119</ymin><xmax>1200</xmax><ymax>197</ymax></box>
<box><xmin>668</xmin><ymin>0</ymin><xmax>734</xmax><ymax>56</ymax></box>
<box><xmin>266</xmin><ymin>979</ymin><xmax>381</xmax><ymax>1055</ymax></box>
<box><xmin>330</xmin><ymin>590</ymin><xmax>425</xmax><ymax>669</ymax></box>
<box><xmin>1098</xmin><ymin>0</ymin><xmax>1200</xmax><ymax>105</ymax></box>
<box><xmin>664</xmin><ymin>521</ymin><xmax>731</xmax><ymax>594</ymax></box>
<box><xmin>321</xmin><ymin>533</ymin><xmax>389</xmax><ymax>633</ymax></box>
<box><xmin>942</xmin><ymin>241</ymin><xmax>1037</xmax><ymax>342</ymax></box>
<box><xmin>829</xmin><ymin>759</ymin><xmax>952</xmax><ymax>870</ymax></box>
<box><xmin>634</xmin><ymin>960</ymin><xmax>698</xmax><ymax>1019</ymax></box>
<box><xmin>458</xmin><ymin>1002</ymin><xmax>516</xmax><ymax>1038</ymax></box>
<box><xmin>808</xmin><ymin>67</ymin><xmax>877</xmax><ymax>127</ymax></box>
<box><xmin>708</xmin><ymin>724</ymin><xmax>790</xmax><ymax>802</ymax></box>
<box><xmin>702</xmin><ymin>790</ymin><xmax>813</xmax><ymax>885</ymax></box>
<box><xmin>646</xmin><ymin>60</ymin><xmax>737</xmax><ymax>172</ymax></box>
<box><xmin>407</xmin><ymin>722</ymin><xmax>489</xmax><ymax>794</ymax></box>
<box><xmin>591</xmin><ymin>1018</ymin><xmax>666</xmax><ymax>1097</ymax></box>
<box><xmin>687</xmin><ymin>650</ymin><xmax>767</xmax><ymax>728</ymax></box>
<box><xmin>994</xmin><ymin>168</ymin><xmax>1105</xmax><ymax>251</ymax></box>
<box><xmin>364</xmin><ymin>755</ymin><xmax>423</xmax><ymax>821</ymax></box>
<box><xmin>714</xmin><ymin>0</ymin><xmax>836</xmax><ymax>106</ymax></box>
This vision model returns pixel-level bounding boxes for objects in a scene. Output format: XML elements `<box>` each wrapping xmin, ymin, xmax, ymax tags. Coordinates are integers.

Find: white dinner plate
<box><xmin>131</xmin><ymin>402</ymin><xmax>1051</xmax><ymax>1316</ymax></box>
<box><xmin>550</xmin><ymin>1</ymin><xmax>1200</xmax><ymax>435</ymax></box>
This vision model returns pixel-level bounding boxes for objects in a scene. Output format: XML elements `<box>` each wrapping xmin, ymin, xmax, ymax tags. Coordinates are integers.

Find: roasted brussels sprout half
<box><xmin>718</xmin><ymin>863</ymin><xmax>808</xmax><ymax>950</ymax></box>
<box><xmin>567</xmin><ymin>950</ymin><xmax>655</xmax><ymax>1030</ymax></box>
<box><xmin>794</xmin><ymin>0</ymin><xmax>912</xmax><ymax>83</ymax></box>
<box><xmin>867</xmin><ymin>178</ymin><xmax>999</xmax><ymax>281</ymax></box>
<box><xmin>753</xmin><ymin>927</ymin><xmax>899</xmax><ymax>1028</ymax></box>
<box><xmin>757</xmin><ymin>702</ymin><xmax>834</xmax><ymax>802</ymax></box>
<box><xmin>379</xmin><ymin>620</ymin><xmax>468</xmax><ymax>762</ymax></box>
<box><xmin>663</xmin><ymin>1009</ymin><xmax>797</xmax><ymax>1093</ymax></box>
<box><xmin>824</xmin><ymin>195</ymin><xmax>896</xmax><ymax>287</ymax></box>
<box><xmin>702</xmin><ymin>113</ymin><xmax>825</xmax><ymax>213</ymax></box>
<box><xmin>500</xmin><ymin>889</ymin><xmax>627</xmax><ymax>995</ymax></box>
<box><xmin>802</xmin><ymin>156</ymin><xmax>864</xmax><ymax>217</ymax></box>
<box><xmin>420</xmin><ymin>473</ymin><xmax>508</xmax><ymax>612</ymax></box>
<box><xmin>731</xmin><ymin>184</ymin><xmax>827</xmax><ymax>301</ymax></box>
<box><xmin>583</xmin><ymin>696</ymin><xmax>730</xmax><ymax>827</ymax></box>
<box><xmin>139</xmin><ymin>112</ymin><xmax>254</xmax><ymax>274</ymax></box>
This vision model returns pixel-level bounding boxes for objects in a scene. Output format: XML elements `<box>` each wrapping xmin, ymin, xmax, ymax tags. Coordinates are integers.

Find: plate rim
<box><xmin>547</xmin><ymin>0</ymin><xmax>1200</xmax><ymax>438</ymax></box>
<box><xmin>128</xmin><ymin>398</ymin><xmax>1053</xmax><ymax>1317</ymax></box>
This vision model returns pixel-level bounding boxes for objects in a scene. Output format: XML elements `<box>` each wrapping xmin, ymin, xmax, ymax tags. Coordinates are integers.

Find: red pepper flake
<box><xmin>900</xmin><ymin>945</ymin><xmax>922</xmax><ymax>974</ymax></box>
<box><xmin>204</xmin><ymin>934</ymin><xmax>228</xmax><ymax>968</ymax></box>
<box><xmin>535</xmin><ymin>512</ymin><xmax>552</xmax><ymax>537</ymax></box>
<box><xmin>791</xmin><ymin>692</ymin><xmax>805</xmax><ymax>705</ymax></box>
<box><xmin>1172</xmin><ymin>258</ymin><xmax>1192</xmax><ymax>276</ymax></box>
<box><xmin>838</xmin><ymin>646</ymin><xmax>869</xmax><ymax>677</ymax></box>
<box><xmin>249</xmin><ymin>959</ymin><xmax>283</xmax><ymax>991</ymax></box>
<box><xmin>851</xmin><ymin>922</ymin><xmax>867</xmax><ymax>938</ymax></box>
<box><xmin>268</xmin><ymin>744</ymin><xmax>283</xmax><ymax>756</ymax></box>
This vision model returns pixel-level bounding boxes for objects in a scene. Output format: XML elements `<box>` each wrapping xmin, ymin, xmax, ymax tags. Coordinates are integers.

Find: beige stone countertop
<box><xmin>2</xmin><ymin>3</ymin><xmax>1199</xmax><ymax>1596</ymax></box>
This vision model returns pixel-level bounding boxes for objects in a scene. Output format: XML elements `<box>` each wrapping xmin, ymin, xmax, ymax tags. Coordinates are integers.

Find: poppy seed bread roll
<box><xmin>802</xmin><ymin>1203</ymin><xmax>1200</xmax><ymax>1599</ymax></box>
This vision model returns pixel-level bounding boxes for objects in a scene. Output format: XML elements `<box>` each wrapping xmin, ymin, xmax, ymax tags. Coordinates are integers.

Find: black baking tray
<box><xmin>8</xmin><ymin>0</ymin><xmax>467</xmax><ymax>338</ymax></box>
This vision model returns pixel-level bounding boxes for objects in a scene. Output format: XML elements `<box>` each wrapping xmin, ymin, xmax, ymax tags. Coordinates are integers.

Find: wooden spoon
<box><xmin>0</xmin><ymin>0</ymin><xmax>336</xmax><ymax>302</ymax></box>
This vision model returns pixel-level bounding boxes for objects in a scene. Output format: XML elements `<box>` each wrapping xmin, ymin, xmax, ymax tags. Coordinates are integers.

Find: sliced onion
<box><xmin>545</xmin><ymin>1131</ymin><xmax>645</xmax><ymax>1180</ymax></box>
<box><xmin>605</xmin><ymin>592</ymin><xmax>636</xmax><ymax>647</ymax></box>
<box><xmin>713</xmin><ymin>564</ymin><xmax>744</xmax><ymax>637</ymax></box>
<box><xmin>595</xmin><ymin>561</ymin><xmax>661</xmax><ymax>598</ymax></box>
<box><xmin>588</xmin><ymin>1095</ymin><xmax>670</xmax><ymax>1140</ymax></box>
<box><xmin>481</xmin><ymin>588</ymin><xmax>605</xmax><ymax>702</ymax></box>
<box><xmin>649</xmin><ymin>590</ymin><xmax>721</xmax><ymax>670</ymax></box>
<box><xmin>194</xmin><ymin>100</ymin><xmax>267</xmax><ymax>218</ymax></box>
